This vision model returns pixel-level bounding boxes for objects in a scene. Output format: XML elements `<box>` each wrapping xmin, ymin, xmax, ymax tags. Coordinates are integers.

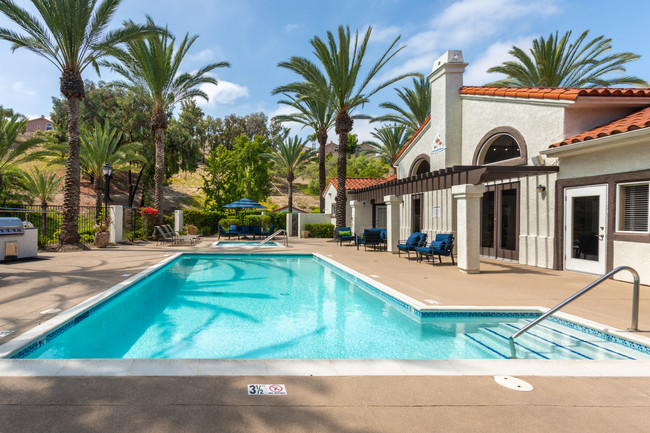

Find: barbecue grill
<box><xmin>0</xmin><ymin>217</ymin><xmax>37</xmax><ymax>260</ymax></box>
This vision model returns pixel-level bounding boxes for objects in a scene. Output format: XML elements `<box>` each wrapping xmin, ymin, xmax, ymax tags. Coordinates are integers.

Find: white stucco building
<box><xmin>347</xmin><ymin>50</ymin><xmax>650</xmax><ymax>283</ymax></box>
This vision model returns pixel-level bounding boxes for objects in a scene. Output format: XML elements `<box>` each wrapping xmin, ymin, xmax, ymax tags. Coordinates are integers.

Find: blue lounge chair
<box><xmin>336</xmin><ymin>227</ymin><xmax>355</xmax><ymax>246</ymax></box>
<box><xmin>219</xmin><ymin>224</ymin><xmax>239</xmax><ymax>239</ymax></box>
<box><xmin>397</xmin><ymin>232</ymin><xmax>427</xmax><ymax>259</ymax></box>
<box><xmin>379</xmin><ymin>229</ymin><xmax>387</xmax><ymax>251</ymax></box>
<box><xmin>261</xmin><ymin>224</ymin><xmax>275</xmax><ymax>237</ymax></box>
<box><xmin>249</xmin><ymin>225</ymin><xmax>262</xmax><ymax>239</ymax></box>
<box><xmin>357</xmin><ymin>228</ymin><xmax>382</xmax><ymax>251</ymax></box>
<box><xmin>417</xmin><ymin>233</ymin><xmax>455</xmax><ymax>266</ymax></box>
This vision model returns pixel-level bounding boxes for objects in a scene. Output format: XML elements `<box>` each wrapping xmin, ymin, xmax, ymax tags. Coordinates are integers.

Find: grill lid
<box><xmin>0</xmin><ymin>217</ymin><xmax>24</xmax><ymax>235</ymax></box>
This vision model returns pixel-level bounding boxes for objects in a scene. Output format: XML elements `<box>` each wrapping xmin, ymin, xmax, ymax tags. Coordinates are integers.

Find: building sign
<box><xmin>430</xmin><ymin>134</ymin><xmax>445</xmax><ymax>154</ymax></box>
<box><xmin>432</xmin><ymin>205</ymin><xmax>441</xmax><ymax>218</ymax></box>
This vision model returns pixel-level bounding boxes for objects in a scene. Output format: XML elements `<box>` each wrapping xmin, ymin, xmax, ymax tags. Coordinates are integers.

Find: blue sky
<box><xmin>1</xmin><ymin>0</ymin><xmax>648</xmax><ymax>142</ymax></box>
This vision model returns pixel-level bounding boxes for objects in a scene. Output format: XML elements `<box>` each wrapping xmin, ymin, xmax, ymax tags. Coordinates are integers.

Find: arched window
<box><xmin>409</xmin><ymin>155</ymin><xmax>430</xmax><ymax>177</ymax></box>
<box><xmin>473</xmin><ymin>127</ymin><xmax>528</xmax><ymax>166</ymax></box>
<box><xmin>481</xmin><ymin>134</ymin><xmax>520</xmax><ymax>164</ymax></box>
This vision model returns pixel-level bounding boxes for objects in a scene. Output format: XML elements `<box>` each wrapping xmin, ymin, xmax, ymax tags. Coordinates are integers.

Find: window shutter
<box><xmin>622</xmin><ymin>183</ymin><xmax>649</xmax><ymax>231</ymax></box>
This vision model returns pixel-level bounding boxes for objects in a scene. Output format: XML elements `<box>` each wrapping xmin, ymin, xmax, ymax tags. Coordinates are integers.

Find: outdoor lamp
<box><xmin>102</xmin><ymin>163</ymin><xmax>113</xmax><ymax>177</ymax></box>
<box><xmin>536</xmin><ymin>184</ymin><xmax>546</xmax><ymax>193</ymax></box>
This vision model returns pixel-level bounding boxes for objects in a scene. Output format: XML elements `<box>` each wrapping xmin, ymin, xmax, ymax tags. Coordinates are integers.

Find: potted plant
<box><xmin>94</xmin><ymin>212</ymin><xmax>111</xmax><ymax>248</ymax></box>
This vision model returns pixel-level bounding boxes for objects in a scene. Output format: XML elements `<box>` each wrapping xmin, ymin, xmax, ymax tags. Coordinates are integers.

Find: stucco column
<box><xmin>174</xmin><ymin>210</ymin><xmax>184</xmax><ymax>233</ymax></box>
<box><xmin>451</xmin><ymin>184</ymin><xmax>486</xmax><ymax>274</ymax></box>
<box><xmin>109</xmin><ymin>205</ymin><xmax>123</xmax><ymax>244</ymax></box>
<box><xmin>350</xmin><ymin>200</ymin><xmax>372</xmax><ymax>236</ymax></box>
<box><xmin>384</xmin><ymin>195</ymin><xmax>403</xmax><ymax>254</ymax></box>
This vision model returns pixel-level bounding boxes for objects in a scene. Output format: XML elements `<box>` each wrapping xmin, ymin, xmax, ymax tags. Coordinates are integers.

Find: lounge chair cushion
<box><xmin>340</xmin><ymin>230</ymin><xmax>351</xmax><ymax>237</ymax></box>
<box><xmin>406</xmin><ymin>233</ymin><xmax>420</xmax><ymax>245</ymax></box>
<box><xmin>429</xmin><ymin>241</ymin><xmax>444</xmax><ymax>250</ymax></box>
<box><xmin>229</xmin><ymin>225</ymin><xmax>238</xmax><ymax>232</ymax></box>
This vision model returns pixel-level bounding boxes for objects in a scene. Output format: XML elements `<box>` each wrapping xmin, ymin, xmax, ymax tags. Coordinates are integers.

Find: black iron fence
<box><xmin>0</xmin><ymin>204</ymin><xmax>146</xmax><ymax>246</ymax></box>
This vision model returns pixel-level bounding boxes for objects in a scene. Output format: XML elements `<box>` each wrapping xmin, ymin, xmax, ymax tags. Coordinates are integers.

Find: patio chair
<box><xmin>417</xmin><ymin>233</ymin><xmax>455</xmax><ymax>266</ymax></box>
<box><xmin>357</xmin><ymin>228</ymin><xmax>382</xmax><ymax>251</ymax></box>
<box><xmin>163</xmin><ymin>225</ymin><xmax>199</xmax><ymax>245</ymax></box>
<box><xmin>161</xmin><ymin>225</ymin><xmax>197</xmax><ymax>245</ymax></box>
<box><xmin>155</xmin><ymin>226</ymin><xmax>176</xmax><ymax>245</ymax></box>
<box><xmin>249</xmin><ymin>225</ymin><xmax>262</xmax><ymax>239</ymax></box>
<box><xmin>218</xmin><ymin>225</ymin><xmax>237</xmax><ymax>239</ymax></box>
<box><xmin>396</xmin><ymin>232</ymin><xmax>427</xmax><ymax>259</ymax></box>
<box><xmin>261</xmin><ymin>224</ymin><xmax>275</xmax><ymax>237</ymax></box>
<box><xmin>336</xmin><ymin>227</ymin><xmax>355</xmax><ymax>246</ymax></box>
<box><xmin>379</xmin><ymin>229</ymin><xmax>387</xmax><ymax>251</ymax></box>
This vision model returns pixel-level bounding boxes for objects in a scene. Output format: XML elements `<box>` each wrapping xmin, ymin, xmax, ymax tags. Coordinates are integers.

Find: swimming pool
<box><xmin>210</xmin><ymin>241</ymin><xmax>282</xmax><ymax>248</ymax></box>
<box><xmin>2</xmin><ymin>254</ymin><xmax>649</xmax><ymax>360</ymax></box>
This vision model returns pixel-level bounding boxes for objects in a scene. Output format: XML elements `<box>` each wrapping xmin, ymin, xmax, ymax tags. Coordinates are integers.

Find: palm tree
<box><xmin>19</xmin><ymin>168</ymin><xmax>63</xmax><ymax>237</ymax></box>
<box><xmin>262</xmin><ymin>136</ymin><xmax>315</xmax><ymax>213</ymax></box>
<box><xmin>48</xmin><ymin>120</ymin><xmax>145</xmax><ymax>211</ymax></box>
<box><xmin>103</xmin><ymin>18</ymin><xmax>230</xmax><ymax>223</ymax></box>
<box><xmin>277</xmin><ymin>26</ymin><xmax>413</xmax><ymax>227</ymax></box>
<box><xmin>372</xmin><ymin>76</ymin><xmax>429</xmax><ymax>136</ymax></box>
<box><xmin>271</xmin><ymin>93</ymin><xmax>334</xmax><ymax>213</ymax></box>
<box><xmin>0</xmin><ymin>0</ymin><xmax>154</xmax><ymax>246</ymax></box>
<box><xmin>364</xmin><ymin>125</ymin><xmax>409</xmax><ymax>173</ymax></box>
<box><xmin>0</xmin><ymin>113</ymin><xmax>48</xmax><ymax>191</ymax></box>
<box><xmin>487</xmin><ymin>30</ymin><xmax>648</xmax><ymax>87</ymax></box>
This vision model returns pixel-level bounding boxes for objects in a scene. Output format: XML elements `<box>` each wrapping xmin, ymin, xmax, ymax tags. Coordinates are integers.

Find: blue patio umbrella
<box><xmin>223</xmin><ymin>198</ymin><xmax>267</xmax><ymax>209</ymax></box>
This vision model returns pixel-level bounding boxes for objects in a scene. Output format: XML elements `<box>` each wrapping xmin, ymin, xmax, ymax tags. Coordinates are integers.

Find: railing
<box><xmin>255</xmin><ymin>229</ymin><xmax>288</xmax><ymax>248</ymax></box>
<box><xmin>508</xmin><ymin>266</ymin><xmax>641</xmax><ymax>359</ymax></box>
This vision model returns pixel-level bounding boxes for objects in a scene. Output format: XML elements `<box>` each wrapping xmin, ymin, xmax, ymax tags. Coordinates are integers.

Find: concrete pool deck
<box><xmin>0</xmin><ymin>237</ymin><xmax>649</xmax><ymax>432</ymax></box>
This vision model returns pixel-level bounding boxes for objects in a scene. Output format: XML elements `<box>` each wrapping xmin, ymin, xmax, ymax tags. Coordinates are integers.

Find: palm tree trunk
<box><xmin>335</xmin><ymin>111</ymin><xmax>352</xmax><ymax>228</ymax></box>
<box><xmin>94</xmin><ymin>179</ymin><xmax>104</xmax><ymax>219</ymax></box>
<box><xmin>59</xmin><ymin>94</ymin><xmax>83</xmax><ymax>245</ymax></box>
<box><xmin>287</xmin><ymin>179</ymin><xmax>293</xmax><ymax>213</ymax></box>
<box><xmin>316</xmin><ymin>128</ymin><xmax>327</xmax><ymax>213</ymax></box>
<box><xmin>154</xmin><ymin>127</ymin><xmax>165</xmax><ymax>225</ymax></box>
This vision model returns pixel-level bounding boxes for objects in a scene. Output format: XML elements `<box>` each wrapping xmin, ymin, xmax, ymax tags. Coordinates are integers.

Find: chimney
<box><xmin>427</xmin><ymin>50</ymin><xmax>467</xmax><ymax>167</ymax></box>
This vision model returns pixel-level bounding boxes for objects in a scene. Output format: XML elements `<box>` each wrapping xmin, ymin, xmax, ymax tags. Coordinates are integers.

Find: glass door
<box><xmin>481</xmin><ymin>183</ymin><xmax>519</xmax><ymax>260</ymax></box>
<box><xmin>565</xmin><ymin>185</ymin><xmax>607</xmax><ymax>275</ymax></box>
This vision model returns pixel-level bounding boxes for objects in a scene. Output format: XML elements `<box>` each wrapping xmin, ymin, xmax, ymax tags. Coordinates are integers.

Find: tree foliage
<box><xmin>487</xmin><ymin>30</ymin><xmax>648</xmax><ymax>87</ymax></box>
<box><xmin>372</xmin><ymin>76</ymin><xmax>429</xmax><ymax>136</ymax></box>
<box><xmin>202</xmin><ymin>135</ymin><xmax>273</xmax><ymax>210</ymax></box>
<box><xmin>205</xmin><ymin>112</ymin><xmax>285</xmax><ymax>151</ymax></box>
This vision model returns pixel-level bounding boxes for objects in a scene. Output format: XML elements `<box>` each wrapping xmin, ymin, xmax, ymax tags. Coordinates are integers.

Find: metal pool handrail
<box><xmin>255</xmin><ymin>229</ymin><xmax>288</xmax><ymax>247</ymax></box>
<box><xmin>508</xmin><ymin>266</ymin><xmax>641</xmax><ymax>359</ymax></box>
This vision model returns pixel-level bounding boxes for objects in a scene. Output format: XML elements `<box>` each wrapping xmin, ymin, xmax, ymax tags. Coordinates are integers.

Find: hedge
<box><xmin>183</xmin><ymin>209</ymin><xmax>226</xmax><ymax>235</ymax></box>
<box><xmin>304</xmin><ymin>223</ymin><xmax>335</xmax><ymax>238</ymax></box>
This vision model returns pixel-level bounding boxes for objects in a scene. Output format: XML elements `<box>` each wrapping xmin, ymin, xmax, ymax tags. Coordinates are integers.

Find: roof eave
<box><xmin>542</xmin><ymin>127</ymin><xmax>650</xmax><ymax>158</ymax></box>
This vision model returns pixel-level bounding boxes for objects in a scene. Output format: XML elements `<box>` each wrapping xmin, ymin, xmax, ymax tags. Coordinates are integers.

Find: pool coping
<box><xmin>1</xmin><ymin>252</ymin><xmax>649</xmax><ymax>377</ymax></box>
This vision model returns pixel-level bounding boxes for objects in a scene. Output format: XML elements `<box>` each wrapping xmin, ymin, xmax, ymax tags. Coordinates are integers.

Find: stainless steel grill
<box><xmin>0</xmin><ymin>217</ymin><xmax>24</xmax><ymax>236</ymax></box>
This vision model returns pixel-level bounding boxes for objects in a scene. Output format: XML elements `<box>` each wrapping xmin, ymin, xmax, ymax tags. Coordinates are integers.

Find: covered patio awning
<box><xmin>347</xmin><ymin>165</ymin><xmax>559</xmax><ymax>202</ymax></box>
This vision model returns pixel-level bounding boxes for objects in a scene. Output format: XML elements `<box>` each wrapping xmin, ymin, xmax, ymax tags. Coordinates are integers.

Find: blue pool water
<box><xmin>17</xmin><ymin>254</ymin><xmax>650</xmax><ymax>360</ymax></box>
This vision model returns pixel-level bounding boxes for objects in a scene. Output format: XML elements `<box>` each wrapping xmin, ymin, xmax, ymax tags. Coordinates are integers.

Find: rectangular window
<box><xmin>617</xmin><ymin>182</ymin><xmax>649</xmax><ymax>232</ymax></box>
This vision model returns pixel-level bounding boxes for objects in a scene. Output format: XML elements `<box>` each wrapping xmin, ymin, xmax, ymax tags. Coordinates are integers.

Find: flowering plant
<box><xmin>140</xmin><ymin>207</ymin><xmax>159</xmax><ymax>216</ymax></box>
<box><xmin>184</xmin><ymin>224</ymin><xmax>198</xmax><ymax>235</ymax></box>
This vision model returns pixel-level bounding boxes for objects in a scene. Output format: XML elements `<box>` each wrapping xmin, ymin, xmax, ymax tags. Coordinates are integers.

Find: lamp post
<box><xmin>102</xmin><ymin>163</ymin><xmax>113</xmax><ymax>227</ymax></box>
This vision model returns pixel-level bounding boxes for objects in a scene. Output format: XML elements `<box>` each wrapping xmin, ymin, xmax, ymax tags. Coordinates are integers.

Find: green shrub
<box><xmin>219</xmin><ymin>218</ymin><xmax>241</xmax><ymax>230</ymax></box>
<box><xmin>304</xmin><ymin>223</ymin><xmax>334</xmax><ymax>238</ymax></box>
<box><xmin>243</xmin><ymin>214</ymin><xmax>271</xmax><ymax>229</ymax></box>
<box><xmin>267</xmin><ymin>212</ymin><xmax>287</xmax><ymax>230</ymax></box>
<box><xmin>80</xmin><ymin>234</ymin><xmax>94</xmax><ymax>244</ymax></box>
<box><xmin>184</xmin><ymin>209</ymin><xmax>225</xmax><ymax>235</ymax></box>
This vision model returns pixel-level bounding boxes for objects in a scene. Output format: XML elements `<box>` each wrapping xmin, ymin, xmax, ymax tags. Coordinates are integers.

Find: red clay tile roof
<box><xmin>393</xmin><ymin>115</ymin><xmax>431</xmax><ymax>162</ymax></box>
<box><xmin>323</xmin><ymin>175</ymin><xmax>397</xmax><ymax>195</ymax></box>
<box><xmin>460</xmin><ymin>86</ymin><xmax>650</xmax><ymax>101</ymax></box>
<box><xmin>550</xmin><ymin>106</ymin><xmax>650</xmax><ymax>148</ymax></box>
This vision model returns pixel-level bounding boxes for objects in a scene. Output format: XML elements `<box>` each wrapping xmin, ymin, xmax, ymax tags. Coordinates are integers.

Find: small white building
<box><xmin>347</xmin><ymin>50</ymin><xmax>650</xmax><ymax>283</ymax></box>
<box><xmin>323</xmin><ymin>176</ymin><xmax>396</xmax><ymax>228</ymax></box>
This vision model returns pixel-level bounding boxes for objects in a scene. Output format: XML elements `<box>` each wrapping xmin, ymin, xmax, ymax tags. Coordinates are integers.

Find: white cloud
<box><xmin>388</xmin><ymin>0</ymin><xmax>558</xmax><ymax>77</ymax></box>
<box><xmin>369</xmin><ymin>24</ymin><xmax>401</xmax><ymax>42</ymax></box>
<box><xmin>464</xmin><ymin>37</ymin><xmax>533</xmax><ymax>85</ymax></box>
<box><xmin>284</xmin><ymin>23</ymin><xmax>299</xmax><ymax>33</ymax></box>
<box><xmin>12</xmin><ymin>81</ymin><xmax>37</xmax><ymax>97</ymax></box>
<box><xmin>197</xmin><ymin>79</ymin><xmax>249</xmax><ymax>107</ymax></box>
<box><xmin>187</xmin><ymin>49</ymin><xmax>215</xmax><ymax>63</ymax></box>
<box><xmin>269</xmin><ymin>103</ymin><xmax>304</xmax><ymax>135</ymax></box>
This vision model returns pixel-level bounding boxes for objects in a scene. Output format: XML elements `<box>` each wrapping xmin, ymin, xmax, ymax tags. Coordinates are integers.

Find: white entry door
<box><xmin>565</xmin><ymin>185</ymin><xmax>608</xmax><ymax>275</ymax></box>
